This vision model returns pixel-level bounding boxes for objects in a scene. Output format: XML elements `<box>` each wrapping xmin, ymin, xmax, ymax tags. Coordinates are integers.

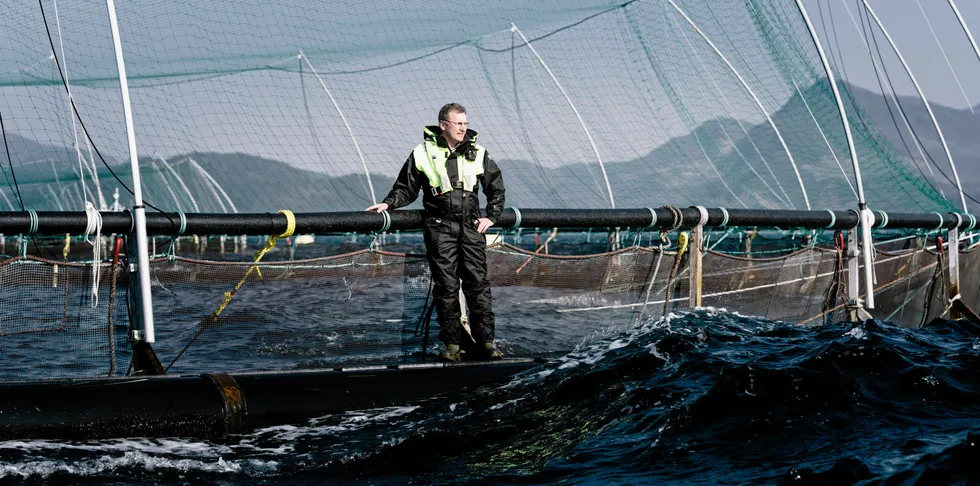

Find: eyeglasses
<box><xmin>440</xmin><ymin>120</ymin><xmax>468</xmax><ymax>127</ymax></box>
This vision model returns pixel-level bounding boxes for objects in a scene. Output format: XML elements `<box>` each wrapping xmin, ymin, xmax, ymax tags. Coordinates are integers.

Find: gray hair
<box><xmin>438</xmin><ymin>103</ymin><xmax>466</xmax><ymax>122</ymax></box>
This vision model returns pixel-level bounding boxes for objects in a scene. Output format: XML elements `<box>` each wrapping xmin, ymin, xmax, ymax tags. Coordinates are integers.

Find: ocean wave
<box><xmin>4</xmin><ymin>311</ymin><xmax>980</xmax><ymax>484</ymax></box>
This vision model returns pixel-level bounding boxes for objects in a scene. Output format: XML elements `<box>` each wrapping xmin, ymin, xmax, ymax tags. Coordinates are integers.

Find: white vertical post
<box><xmin>948</xmin><ymin>226</ymin><xmax>961</xmax><ymax>319</ymax></box>
<box><xmin>863</xmin><ymin>0</ymin><xmax>968</xmax><ymax>213</ymax></box>
<box><xmin>847</xmin><ymin>228</ymin><xmax>861</xmax><ymax>320</ymax></box>
<box><xmin>795</xmin><ymin>0</ymin><xmax>874</xmax><ymax>309</ymax></box>
<box><xmin>688</xmin><ymin>225</ymin><xmax>703</xmax><ymax>308</ymax></box>
<box><xmin>105</xmin><ymin>0</ymin><xmax>155</xmax><ymax>342</ymax></box>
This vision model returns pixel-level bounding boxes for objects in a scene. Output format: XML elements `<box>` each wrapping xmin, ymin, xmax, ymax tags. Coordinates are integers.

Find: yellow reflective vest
<box><xmin>412</xmin><ymin>139</ymin><xmax>486</xmax><ymax>194</ymax></box>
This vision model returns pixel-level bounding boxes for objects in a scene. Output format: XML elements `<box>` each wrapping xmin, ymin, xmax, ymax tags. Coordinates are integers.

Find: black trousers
<box><xmin>423</xmin><ymin>216</ymin><xmax>495</xmax><ymax>345</ymax></box>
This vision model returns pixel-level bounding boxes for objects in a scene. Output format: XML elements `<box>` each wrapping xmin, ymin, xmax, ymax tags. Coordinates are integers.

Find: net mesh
<box><xmin>0</xmin><ymin>229</ymin><xmax>974</xmax><ymax>381</ymax></box>
<box><xmin>0</xmin><ymin>1</ymin><xmax>973</xmax><ymax>381</ymax></box>
<box><xmin>0</xmin><ymin>0</ymin><xmax>956</xmax><ymax>213</ymax></box>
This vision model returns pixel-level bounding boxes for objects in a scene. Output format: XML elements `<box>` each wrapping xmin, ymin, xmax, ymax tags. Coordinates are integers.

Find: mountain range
<box><xmin>3</xmin><ymin>81</ymin><xmax>976</xmax><ymax>213</ymax></box>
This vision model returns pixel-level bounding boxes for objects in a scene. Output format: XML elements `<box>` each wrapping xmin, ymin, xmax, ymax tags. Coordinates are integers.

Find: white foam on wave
<box><xmin>0</xmin><ymin>438</ymin><xmax>231</xmax><ymax>456</ymax></box>
<box><xmin>845</xmin><ymin>326</ymin><xmax>867</xmax><ymax>340</ymax></box>
<box><xmin>0</xmin><ymin>451</ymin><xmax>278</xmax><ymax>480</ymax></box>
<box><xmin>524</xmin><ymin>291</ymin><xmax>623</xmax><ymax>308</ymax></box>
<box><xmin>244</xmin><ymin>405</ymin><xmax>421</xmax><ymax>447</ymax></box>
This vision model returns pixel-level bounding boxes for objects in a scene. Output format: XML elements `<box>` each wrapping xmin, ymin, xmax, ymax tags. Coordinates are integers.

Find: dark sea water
<box><xmin>2</xmin><ymin>309</ymin><xmax>980</xmax><ymax>484</ymax></box>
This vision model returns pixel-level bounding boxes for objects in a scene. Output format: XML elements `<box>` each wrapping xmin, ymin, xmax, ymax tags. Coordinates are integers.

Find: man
<box><xmin>366</xmin><ymin>103</ymin><xmax>505</xmax><ymax>362</ymax></box>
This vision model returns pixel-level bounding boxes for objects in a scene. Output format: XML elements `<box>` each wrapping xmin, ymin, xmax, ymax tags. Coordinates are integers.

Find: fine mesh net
<box><xmin>0</xmin><ymin>1</ymin><xmax>974</xmax><ymax>381</ymax></box>
<box><xmin>0</xmin><ymin>0</ymin><xmax>955</xmax><ymax>212</ymax></box>
<box><xmin>0</xmin><ymin>229</ymin><xmax>974</xmax><ymax>381</ymax></box>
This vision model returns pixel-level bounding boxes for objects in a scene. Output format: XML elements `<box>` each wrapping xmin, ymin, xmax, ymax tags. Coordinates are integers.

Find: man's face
<box><xmin>440</xmin><ymin>110</ymin><xmax>468</xmax><ymax>146</ymax></box>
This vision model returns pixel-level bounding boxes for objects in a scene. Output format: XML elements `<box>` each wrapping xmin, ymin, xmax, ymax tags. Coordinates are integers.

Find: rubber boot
<box><xmin>439</xmin><ymin>344</ymin><xmax>462</xmax><ymax>362</ymax></box>
<box><xmin>483</xmin><ymin>342</ymin><xmax>503</xmax><ymax>360</ymax></box>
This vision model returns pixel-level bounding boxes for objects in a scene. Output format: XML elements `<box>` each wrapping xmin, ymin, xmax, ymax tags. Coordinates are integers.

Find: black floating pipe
<box><xmin>0</xmin><ymin>359</ymin><xmax>541</xmax><ymax>441</ymax></box>
<box><xmin>0</xmin><ymin>207</ymin><xmax>973</xmax><ymax>236</ymax></box>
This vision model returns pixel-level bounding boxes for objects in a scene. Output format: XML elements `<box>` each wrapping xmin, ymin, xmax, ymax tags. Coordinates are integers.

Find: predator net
<box><xmin>0</xmin><ymin>1</ymin><xmax>975</xmax><ymax>380</ymax></box>
<box><xmin>0</xmin><ymin>0</ymin><xmax>957</xmax><ymax>212</ymax></box>
<box><xmin>0</xmin><ymin>228</ymin><xmax>974</xmax><ymax>381</ymax></box>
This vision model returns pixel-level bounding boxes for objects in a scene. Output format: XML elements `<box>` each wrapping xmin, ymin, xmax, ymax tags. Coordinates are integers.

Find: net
<box><xmin>0</xmin><ymin>1</ymin><xmax>974</xmax><ymax>382</ymax></box>
<box><xmin>0</xmin><ymin>0</ymin><xmax>955</xmax><ymax>213</ymax></box>
<box><xmin>0</xmin><ymin>228</ymin><xmax>973</xmax><ymax>381</ymax></box>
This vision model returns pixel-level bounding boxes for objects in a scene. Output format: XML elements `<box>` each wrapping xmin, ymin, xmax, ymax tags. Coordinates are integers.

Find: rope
<box><xmin>920</xmin><ymin>235</ymin><xmax>947</xmax><ymax>327</ymax></box>
<box><xmin>663</xmin><ymin>231</ymin><xmax>689</xmax><ymax>316</ymax></box>
<box><xmin>800</xmin><ymin>249</ymin><xmax>936</xmax><ymax>326</ymax></box>
<box><xmin>107</xmin><ymin>237</ymin><xmax>122</xmax><ymax>377</ymax></box>
<box><xmin>719</xmin><ymin>207</ymin><xmax>729</xmax><ymax>227</ymax></box>
<box><xmin>825</xmin><ymin>209</ymin><xmax>836</xmax><ymax>228</ymax></box>
<box><xmin>820</xmin><ymin>230</ymin><xmax>847</xmax><ymax>324</ymax></box>
<box><xmin>662</xmin><ymin>205</ymin><xmax>683</xmax><ymax>231</ymax></box>
<box><xmin>414</xmin><ymin>280</ymin><xmax>436</xmax><ymax>358</ymax></box>
<box><xmin>635</xmin><ymin>237</ymin><xmax>665</xmax><ymax>326</ymax></box>
<box><xmin>166</xmin><ymin>209</ymin><xmax>296</xmax><ymax>371</ymax></box>
<box><xmin>515</xmin><ymin>227</ymin><xmax>559</xmax><ymax>273</ymax></box>
<box><xmin>84</xmin><ymin>202</ymin><xmax>102</xmax><ymax>308</ymax></box>
<box><xmin>940</xmin><ymin>293</ymin><xmax>962</xmax><ymax>320</ymax></box>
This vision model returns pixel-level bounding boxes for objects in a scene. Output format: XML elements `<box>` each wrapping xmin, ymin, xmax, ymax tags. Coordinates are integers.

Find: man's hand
<box><xmin>474</xmin><ymin>218</ymin><xmax>494</xmax><ymax>234</ymax></box>
<box><xmin>365</xmin><ymin>202</ymin><xmax>389</xmax><ymax>212</ymax></box>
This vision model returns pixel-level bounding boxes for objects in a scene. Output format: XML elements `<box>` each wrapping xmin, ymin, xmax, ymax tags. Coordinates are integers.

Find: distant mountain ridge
<box><xmin>4</xmin><ymin>81</ymin><xmax>976</xmax><ymax>212</ymax></box>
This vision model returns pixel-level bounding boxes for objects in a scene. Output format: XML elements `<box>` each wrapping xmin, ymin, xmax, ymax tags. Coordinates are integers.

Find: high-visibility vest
<box><xmin>412</xmin><ymin>139</ymin><xmax>486</xmax><ymax>194</ymax></box>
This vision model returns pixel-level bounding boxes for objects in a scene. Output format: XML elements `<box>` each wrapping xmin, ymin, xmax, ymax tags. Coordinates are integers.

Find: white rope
<box><xmin>840</xmin><ymin>0</ymin><xmax>946</xmax><ymax>200</ymax></box>
<box><xmin>298</xmin><ymin>49</ymin><xmax>377</xmax><ymax>206</ymax></box>
<box><xmin>672</xmin><ymin>12</ymin><xmax>792</xmax><ymax>207</ymax></box>
<box><xmin>559</xmin><ymin>248</ymin><xmax>918</xmax><ymax>313</ymax></box>
<box><xmin>511</xmin><ymin>23</ymin><xmax>615</xmax><ymax>209</ymax></box>
<box><xmin>915</xmin><ymin>0</ymin><xmax>974</xmax><ymax>114</ymax></box>
<box><xmin>668</xmin><ymin>0</ymin><xmax>810</xmax><ymax>209</ymax></box>
<box><xmin>791</xmin><ymin>78</ymin><xmax>857</xmax><ymax>198</ymax></box>
<box><xmin>84</xmin><ymin>202</ymin><xmax>103</xmax><ymax>308</ymax></box>
<box><xmin>863</xmin><ymin>1</ymin><xmax>967</xmax><ymax>212</ymax></box>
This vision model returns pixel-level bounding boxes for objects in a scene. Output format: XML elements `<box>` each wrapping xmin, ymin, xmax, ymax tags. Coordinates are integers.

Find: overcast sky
<box><xmin>808</xmin><ymin>0</ymin><xmax>980</xmax><ymax>110</ymax></box>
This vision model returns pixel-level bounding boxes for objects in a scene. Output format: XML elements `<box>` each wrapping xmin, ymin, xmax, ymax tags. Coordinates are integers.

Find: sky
<box><xmin>812</xmin><ymin>0</ymin><xmax>980</xmax><ymax>111</ymax></box>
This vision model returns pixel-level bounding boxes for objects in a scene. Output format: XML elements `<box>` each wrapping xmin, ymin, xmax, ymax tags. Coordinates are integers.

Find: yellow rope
<box><xmin>62</xmin><ymin>233</ymin><xmax>71</xmax><ymax>259</ymax></box>
<box><xmin>208</xmin><ymin>210</ymin><xmax>295</xmax><ymax>322</ymax></box>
